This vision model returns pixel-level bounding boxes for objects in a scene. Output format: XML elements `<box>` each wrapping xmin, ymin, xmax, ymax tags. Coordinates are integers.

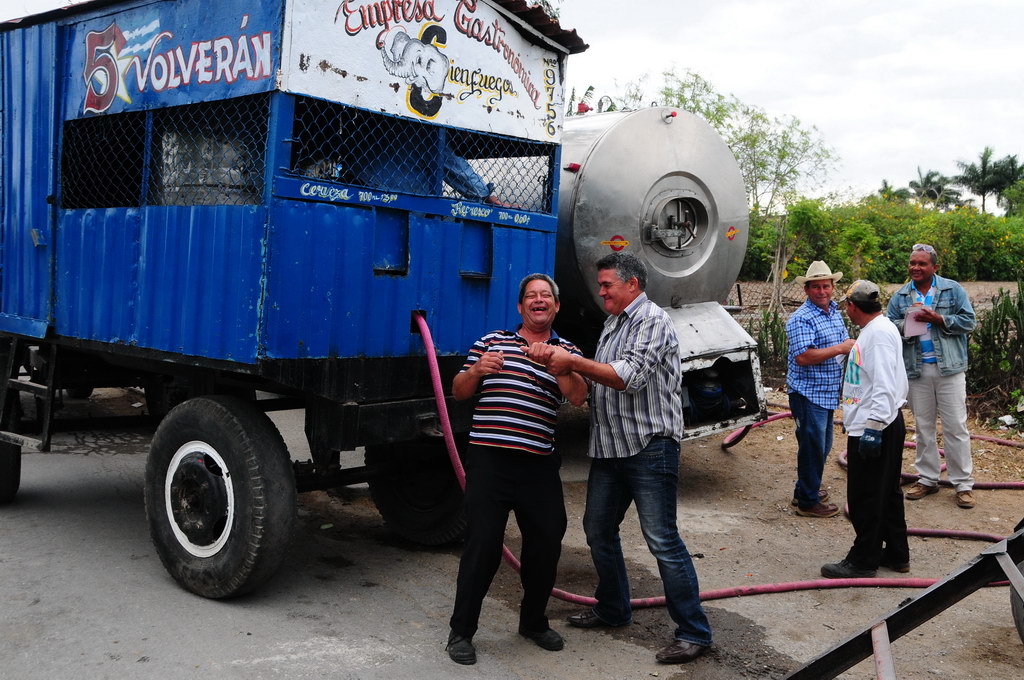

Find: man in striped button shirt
<box><xmin>540</xmin><ymin>252</ymin><xmax>712</xmax><ymax>665</ymax></box>
<box><xmin>446</xmin><ymin>273</ymin><xmax>587</xmax><ymax>665</ymax></box>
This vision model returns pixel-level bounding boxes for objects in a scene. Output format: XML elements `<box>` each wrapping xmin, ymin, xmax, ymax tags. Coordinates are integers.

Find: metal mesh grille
<box><xmin>290</xmin><ymin>97</ymin><xmax>556</xmax><ymax>213</ymax></box>
<box><xmin>149</xmin><ymin>97</ymin><xmax>268</xmax><ymax>206</ymax></box>
<box><xmin>62</xmin><ymin>112</ymin><xmax>146</xmax><ymax>209</ymax></box>
<box><xmin>61</xmin><ymin>95</ymin><xmax>269</xmax><ymax>209</ymax></box>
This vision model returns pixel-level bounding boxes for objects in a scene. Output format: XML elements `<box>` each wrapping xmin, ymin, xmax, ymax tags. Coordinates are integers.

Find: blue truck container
<box><xmin>1</xmin><ymin>0</ymin><xmax>767</xmax><ymax>602</ymax></box>
<box><xmin>0</xmin><ymin>0</ymin><xmax>588</xmax><ymax>597</ymax></box>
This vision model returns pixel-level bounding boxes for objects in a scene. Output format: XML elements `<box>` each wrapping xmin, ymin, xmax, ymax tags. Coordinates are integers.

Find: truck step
<box><xmin>6</xmin><ymin>379</ymin><xmax>49</xmax><ymax>397</ymax></box>
<box><xmin>0</xmin><ymin>430</ymin><xmax>45</xmax><ymax>450</ymax></box>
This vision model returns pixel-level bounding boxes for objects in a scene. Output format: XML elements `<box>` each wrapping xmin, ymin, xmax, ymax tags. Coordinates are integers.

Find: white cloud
<box><xmin>559</xmin><ymin>0</ymin><xmax>1024</xmax><ymax>200</ymax></box>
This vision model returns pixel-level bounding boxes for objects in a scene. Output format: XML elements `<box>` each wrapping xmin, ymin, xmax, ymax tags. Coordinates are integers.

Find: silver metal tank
<box><xmin>555</xmin><ymin>107</ymin><xmax>748</xmax><ymax>319</ymax></box>
<box><xmin>554</xmin><ymin>107</ymin><xmax>765</xmax><ymax>439</ymax></box>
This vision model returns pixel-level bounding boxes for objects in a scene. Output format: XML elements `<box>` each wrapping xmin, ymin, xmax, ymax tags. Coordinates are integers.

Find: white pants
<box><xmin>907</xmin><ymin>363</ymin><xmax>973</xmax><ymax>491</ymax></box>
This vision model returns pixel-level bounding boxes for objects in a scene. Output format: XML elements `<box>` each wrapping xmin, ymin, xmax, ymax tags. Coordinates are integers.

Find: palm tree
<box><xmin>877</xmin><ymin>179</ymin><xmax>911</xmax><ymax>202</ymax></box>
<box><xmin>933</xmin><ymin>181</ymin><xmax>963</xmax><ymax>211</ymax></box>
<box><xmin>956</xmin><ymin>146</ymin><xmax>999</xmax><ymax>213</ymax></box>
<box><xmin>994</xmin><ymin>155</ymin><xmax>1023</xmax><ymax>214</ymax></box>
<box><xmin>909</xmin><ymin>167</ymin><xmax>960</xmax><ymax>209</ymax></box>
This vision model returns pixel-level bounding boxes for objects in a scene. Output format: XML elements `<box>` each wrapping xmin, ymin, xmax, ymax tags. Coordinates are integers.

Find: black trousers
<box><xmin>449</xmin><ymin>444</ymin><xmax>567</xmax><ymax>638</ymax></box>
<box><xmin>845</xmin><ymin>411</ymin><xmax>909</xmax><ymax>569</ymax></box>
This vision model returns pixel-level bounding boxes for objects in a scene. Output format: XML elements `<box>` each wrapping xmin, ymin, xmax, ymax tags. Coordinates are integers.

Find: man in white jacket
<box><xmin>821</xmin><ymin>280</ymin><xmax>910</xmax><ymax>579</ymax></box>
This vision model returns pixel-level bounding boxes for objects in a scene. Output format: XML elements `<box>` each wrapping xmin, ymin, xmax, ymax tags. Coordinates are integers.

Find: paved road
<box><xmin>1</xmin><ymin>392</ymin><xmax>711</xmax><ymax>680</ymax></box>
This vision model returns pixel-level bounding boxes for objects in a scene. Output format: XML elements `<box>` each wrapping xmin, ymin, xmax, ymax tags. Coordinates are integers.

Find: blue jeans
<box><xmin>789</xmin><ymin>391</ymin><xmax>834</xmax><ymax>508</ymax></box>
<box><xmin>582</xmin><ymin>437</ymin><xmax>712</xmax><ymax>646</ymax></box>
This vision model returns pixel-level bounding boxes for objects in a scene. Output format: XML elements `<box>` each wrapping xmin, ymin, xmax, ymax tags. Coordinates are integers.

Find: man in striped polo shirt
<box><xmin>540</xmin><ymin>251</ymin><xmax>712</xmax><ymax>665</ymax></box>
<box><xmin>446</xmin><ymin>274</ymin><xmax>587</xmax><ymax>666</ymax></box>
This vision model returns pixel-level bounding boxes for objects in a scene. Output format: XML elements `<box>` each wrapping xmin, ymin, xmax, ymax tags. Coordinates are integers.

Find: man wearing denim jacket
<box><xmin>886</xmin><ymin>244</ymin><xmax>977</xmax><ymax>509</ymax></box>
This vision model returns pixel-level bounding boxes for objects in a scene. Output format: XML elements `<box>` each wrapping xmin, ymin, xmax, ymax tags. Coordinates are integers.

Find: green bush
<box><xmin>745</xmin><ymin>308</ymin><xmax>787</xmax><ymax>386</ymax></box>
<box><xmin>967</xmin><ymin>282</ymin><xmax>1024</xmax><ymax>415</ymax></box>
<box><xmin>739</xmin><ymin>199</ymin><xmax>1024</xmax><ymax>283</ymax></box>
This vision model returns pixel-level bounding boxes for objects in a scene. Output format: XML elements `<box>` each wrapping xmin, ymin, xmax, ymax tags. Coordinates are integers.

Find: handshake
<box><xmin>525</xmin><ymin>342</ymin><xmax>576</xmax><ymax>376</ymax></box>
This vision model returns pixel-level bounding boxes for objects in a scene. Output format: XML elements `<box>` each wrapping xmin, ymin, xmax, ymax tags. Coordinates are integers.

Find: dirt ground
<box><xmin>304</xmin><ymin>281</ymin><xmax>1024</xmax><ymax>678</ymax></box>
<box><xmin>529</xmin><ymin>403</ymin><xmax>1024</xmax><ymax>679</ymax></box>
<box><xmin>301</xmin><ymin>398</ymin><xmax>1023</xmax><ymax>679</ymax></box>
<box><xmin>299</xmin><ymin>281</ymin><xmax>1024</xmax><ymax>678</ymax></box>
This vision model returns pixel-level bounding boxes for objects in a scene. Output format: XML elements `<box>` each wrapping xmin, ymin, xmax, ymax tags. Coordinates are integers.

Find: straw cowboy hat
<box><xmin>794</xmin><ymin>260</ymin><xmax>842</xmax><ymax>285</ymax></box>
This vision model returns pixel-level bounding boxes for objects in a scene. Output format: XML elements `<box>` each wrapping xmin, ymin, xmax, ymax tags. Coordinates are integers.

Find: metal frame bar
<box><xmin>869</xmin><ymin>622</ymin><xmax>896</xmax><ymax>679</ymax></box>
<box><xmin>785</xmin><ymin>524</ymin><xmax>1024</xmax><ymax>679</ymax></box>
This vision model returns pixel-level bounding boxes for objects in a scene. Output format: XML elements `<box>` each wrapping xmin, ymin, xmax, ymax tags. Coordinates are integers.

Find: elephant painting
<box><xmin>380</xmin><ymin>29</ymin><xmax>449</xmax><ymax>95</ymax></box>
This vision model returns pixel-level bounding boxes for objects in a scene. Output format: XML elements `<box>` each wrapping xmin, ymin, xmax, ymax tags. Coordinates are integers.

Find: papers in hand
<box><xmin>903</xmin><ymin>307</ymin><xmax>929</xmax><ymax>337</ymax></box>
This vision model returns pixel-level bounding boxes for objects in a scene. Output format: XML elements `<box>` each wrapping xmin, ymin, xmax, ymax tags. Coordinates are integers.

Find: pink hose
<box><xmin>736</xmin><ymin>412</ymin><xmax>1024</xmax><ymax>492</ymax></box>
<box><xmin>415</xmin><ymin>313</ymin><xmax>1018</xmax><ymax>608</ymax></box>
<box><xmin>701</xmin><ymin>578</ymin><xmax>1009</xmax><ymax>601</ymax></box>
<box><xmin>835</xmin><ymin>447</ymin><xmax>1024</xmax><ymax>490</ymax></box>
<box><xmin>721</xmin><ymin>412</ymin><xmax>792</xmax><ymax>447</ymax></box>
<box><xmin>739</xmin><ymin>410</ymin><xmax>1024</xmax><ymax>450</ymax></box>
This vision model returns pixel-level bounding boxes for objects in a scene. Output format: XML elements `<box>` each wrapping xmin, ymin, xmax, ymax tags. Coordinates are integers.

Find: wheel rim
<box><xmin>164</xmin><ymin>440</ymin><xmax>235</xmax><ymax>558</ymax></box>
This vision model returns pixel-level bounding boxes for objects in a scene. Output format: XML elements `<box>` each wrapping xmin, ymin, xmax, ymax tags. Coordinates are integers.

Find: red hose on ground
<box><xmin>721</xmin><ymin>412</ymin><xmax>793</xmax><ymax>447</ymax></box>
<box><xmin>415</xmin><ymin>313</ymin><xmax>1018</xmax><ymax>608</ymax></box>
<box><xmin>700</xmin><ymin>578</ymin><xmax>1009</xmax><ymax>601</ymax></box>
<box><xmin>734</xmin><ymin>412</ymin><xmax>1024</xmax><ymax>492</ymax></box>
<box><xmin>834</xmin><ymin>448</ymin><xmax>1024</xmax><ymax>490</ymax></box>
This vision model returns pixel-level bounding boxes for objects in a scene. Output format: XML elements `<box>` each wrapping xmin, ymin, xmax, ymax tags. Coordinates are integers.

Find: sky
<box><xmin>557</xmin><ymin>0</ymin><xmax>1024</xmax><ymax>203</ymax></box>
<box><xmin>5</xmin><ymin>0</ymin><xmax>1022</xmax><ymax>204</ymax></box>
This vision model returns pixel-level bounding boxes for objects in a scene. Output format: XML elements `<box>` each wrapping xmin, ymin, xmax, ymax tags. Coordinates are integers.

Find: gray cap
<box><xmin>840</xmin><ymin>279</ymin><xmax>881</xmax><ymax>304</ymax></box>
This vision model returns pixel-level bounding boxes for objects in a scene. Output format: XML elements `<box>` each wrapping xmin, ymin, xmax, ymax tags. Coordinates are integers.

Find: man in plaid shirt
<box><xmin>539</xmin><ymin>252</ymin><xmax>712</xmax><ymax>665</ymax></box>
<box><xmin>786</xmin><ymin>261</ymin><xmax>854</xmax><ymax>518</ymax></box>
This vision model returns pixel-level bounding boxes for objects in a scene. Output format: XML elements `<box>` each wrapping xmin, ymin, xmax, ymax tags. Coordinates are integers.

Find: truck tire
<box><xmin>0</xmin><ymin>441</ymin><xmax>21</xmax><ymax>503</ymax></box>
<box><xmin>1013</xmin><ymin>558</ymin><xmax>1024</xmax><ymax>645</ymax></box>
<box><xmin>365</xmin><ymin>438</ymin><xmax>466</xmax><ymax>545</ymax></box>
<box><xmin>144</xmin><ymin>396</ymin><xmax>296</xmax><ymax>598</ymax></box>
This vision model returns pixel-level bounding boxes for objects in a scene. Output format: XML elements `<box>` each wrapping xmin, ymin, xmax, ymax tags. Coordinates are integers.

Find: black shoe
<box><xmin>566</xmin><ymin>609</ymin><xmax>615</xmax><ymax>628</ymax></box>
<box><xmin>821</xmin><ymin>559</ymin><xmax>876</xmax><ymax>579</ymax></box>
<box><xmin>446</xmin><ymin>633</ymin><xmax>476</xmax><ymax>665</ymax></box>
<box><xmin>518</xmin><ymin>626</ymin><xmax>564</xmax><ymax>651</ymax></box>
<box><xmin>656</xmin><ymin>639</ymin><xmax>709</xmax><ymax>663</ymax></box>
<box><xmin>879</xmin><ymin>558</ymin><xmax>910</xmax><ymax>573</ymax></box>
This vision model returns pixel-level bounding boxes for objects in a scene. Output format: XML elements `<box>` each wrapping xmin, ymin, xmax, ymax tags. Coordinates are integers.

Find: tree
<box><xmin>956</xmin><ymin>146</ymin><xmax>999</xmax><ymax>213</ymax></box>
<box><xmin>908</xmin><ymin>167</ymin><xmax>961</xmax><ymax>210</ymax></box>
<box><xmin>877</xmin><ymin>179</ymin><xmax>911</xmax><ymax>202</ymax></box>
<box><xmin>728</xmin><ymin>105</ymin><xmax>837</xmax><ymax>220</ymax></box>
<box><xmin>660</xmin><ymin>70</ymin><xmax>737</xmax><ymax>132</ymax></box>
<box><xmin>658</xmin><ymin>70</ymin><xmax>837</xmax><ymax>308</ymax></box>
<box><xmin>660</xmin><ymin>70</ymin><xmax>836</xmax><ymax>218</ymax></box>
<box><xmin>834</xmin><ymin>220</ymin><xmax>880</xmax><ymax>281</ymax></box>
<box><xmin>1001</xmin><ymin>179</ymin><xmax>1024</xmax><ymax>217</ymax></box>
<box><xmin>994</xmin><ymin>155</ymin><xmax>1023</xmax><ymax>214</ymax></box>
